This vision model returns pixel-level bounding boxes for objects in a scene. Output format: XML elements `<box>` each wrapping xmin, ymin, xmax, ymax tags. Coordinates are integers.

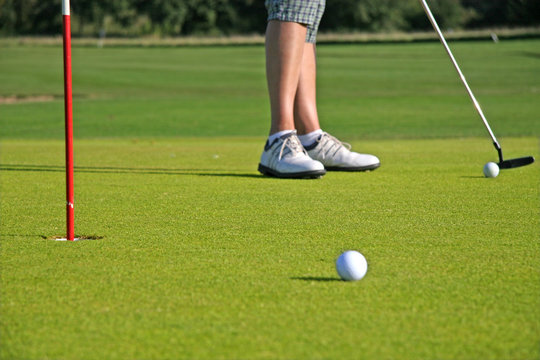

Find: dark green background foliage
<box><xmin>0</xmin><ymin>0</ymin><xmax>538</xmax><ymax>36</ymax></box>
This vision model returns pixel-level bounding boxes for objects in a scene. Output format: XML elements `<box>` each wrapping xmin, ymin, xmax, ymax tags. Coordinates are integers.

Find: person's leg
<box><xmin>296</xmin><ymin>50</ymin><xmax>381</xmax><ymax>171</ymax></box>
<box><xmin>258</xmin><ymin>0</ymin><xmax>326</xmax><ymax>178</ymax></box>
<box><xmin>289</xmin><ymin>3</ymin><xmax>380</xmax><ymax>171</ymax></box>
<box><xmin>265</xmin><ymin>20</ymin><xmax>307</xmax><ymax>135</ymax></box>
<box><xmin>293</xmin><ymin>42</ymin><xmax>321</xmax><ymax>135</ymax></box>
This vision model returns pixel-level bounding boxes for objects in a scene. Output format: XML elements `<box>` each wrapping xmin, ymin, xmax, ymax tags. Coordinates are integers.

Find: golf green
<box><xmin>1</xmin><ymin>40</ymin><xmax>539</xmax><ymax>359</ymax></box>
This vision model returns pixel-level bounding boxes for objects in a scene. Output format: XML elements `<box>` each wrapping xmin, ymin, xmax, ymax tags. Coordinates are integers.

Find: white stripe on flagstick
<box><xmin>62</xmin><ymin>0</ymin><xmax>70</xmax><ymax>15</ymax></box>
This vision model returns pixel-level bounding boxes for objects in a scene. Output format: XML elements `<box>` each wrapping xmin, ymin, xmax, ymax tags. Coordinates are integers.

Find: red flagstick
<box><xmin>63</xmin><ymin>0</ymin><xmax>74</xmax><ymax>241</ymax></box>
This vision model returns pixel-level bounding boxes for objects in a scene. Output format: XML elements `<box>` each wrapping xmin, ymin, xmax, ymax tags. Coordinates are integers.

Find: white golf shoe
<box><xmin>258</xmin><ymin>132</ymin><xmax>326</xmax><ymax>179</ymax></box>
<box><xmin>305</xmin><ymin>132</ymin><xmax>380</xmax><ymax>171</ymax></box>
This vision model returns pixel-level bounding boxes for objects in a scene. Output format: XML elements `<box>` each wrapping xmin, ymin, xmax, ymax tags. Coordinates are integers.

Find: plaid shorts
<box><xmin>265</xmin><ymin>0</ymin><xmax>326</xmax><ymax>43</ymax></box>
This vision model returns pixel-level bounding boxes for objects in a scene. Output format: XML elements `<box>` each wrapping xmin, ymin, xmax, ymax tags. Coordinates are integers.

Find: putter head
<box><xmin>498</xmin><ymin>156</ymin><xmax>535</xmax><ymax>169</ymax></box>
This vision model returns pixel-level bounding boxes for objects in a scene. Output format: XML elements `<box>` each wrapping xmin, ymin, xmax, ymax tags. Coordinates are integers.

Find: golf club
<box><xmin>420</xmin><ymin>0</ymin><xmax>535</xmax><ymax>169</ymax></box>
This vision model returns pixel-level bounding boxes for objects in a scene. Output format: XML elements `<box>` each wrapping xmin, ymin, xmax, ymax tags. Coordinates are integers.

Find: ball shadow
<box><xmin>290</xmin><ymin>276</ymin><xmax>342</xmax><ymax>282</ymax></box>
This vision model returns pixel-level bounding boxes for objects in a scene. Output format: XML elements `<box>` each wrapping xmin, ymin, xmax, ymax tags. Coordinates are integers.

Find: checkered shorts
<box><xmin>265</xmin><ymin>0</ymin><xmax>326</xmax><ymax>43</ymax></box>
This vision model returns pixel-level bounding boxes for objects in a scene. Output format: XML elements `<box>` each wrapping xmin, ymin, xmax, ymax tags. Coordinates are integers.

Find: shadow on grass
<box><xmin>1</xmin><ymin>233</ymin><xmax>104</xmax><ymax>241</ymax></box>
<box><xmin>516</xmin><ymin>51</ymin><xmax>540</xmax><ymax>59</ymax></box>
<box><xmin>291</xmin><ymin>276</ymin><xmax>342</xmax><ymax>282</ymax></box>
<box><xmin>1</xmin><ymin>234</ymin><xmax>50</xmax><ymax>239</ymax></box>
<box><xmin>0</xmin><ymin>164</ymin><xmax>265</xmax><ymax>179</ymax></box>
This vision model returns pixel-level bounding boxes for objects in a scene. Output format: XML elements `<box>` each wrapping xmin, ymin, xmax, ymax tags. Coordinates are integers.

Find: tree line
<box><xmin>0</xmin><ymin>0</ymin><xmax>538</xmax><ymax>37</ymax></box>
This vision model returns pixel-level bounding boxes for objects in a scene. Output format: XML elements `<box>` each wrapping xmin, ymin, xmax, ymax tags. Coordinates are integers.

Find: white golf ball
<box><xmin>336</xmin><ymin>250</ymin><xmax>368</xmax><ymax>281</ymax></box>
<box><xmin>483</xmin><ymin>162</ymin><xmax>499</xmax><ymax>178</ymax></box>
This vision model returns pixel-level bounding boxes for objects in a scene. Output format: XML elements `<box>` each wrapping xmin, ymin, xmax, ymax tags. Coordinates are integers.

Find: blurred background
<box><xmin>1</xmin><ymin>0</ymin><xmax>539</xmax><ymax>38</ymax></box>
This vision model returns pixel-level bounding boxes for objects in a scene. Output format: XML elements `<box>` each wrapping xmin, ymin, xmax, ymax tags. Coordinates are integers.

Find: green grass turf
<box><xmin>1</xmin><ymin>137</ymin><xmax>539</xmax><ymax>359</ymax></box>
<box><xmin>1</xmin><ymin>40</ymin><xmax>539</xmax><ymax>359</ymax></box>
<box><xmin>0</xmin><ymin>40</ymin><xmax>539</xmax><ymax>139</ymax></box>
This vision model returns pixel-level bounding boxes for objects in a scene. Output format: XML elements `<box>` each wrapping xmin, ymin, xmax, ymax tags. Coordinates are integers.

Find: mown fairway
<box><xmin>1</xmin><ymin>40</ymin><xmax>539</xmax><ymax>139</ymax></box>
<box><xmin>1</xmin><ymin>40</ymin><xmax>539</xmax><ymax>359</ymax></box>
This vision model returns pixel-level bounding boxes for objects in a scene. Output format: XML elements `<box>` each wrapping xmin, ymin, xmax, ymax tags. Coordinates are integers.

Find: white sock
<box><xmin>298</xmin><ymin>129</ymin><xmax>323</xmax><ymax>147</ymax></box>
<box><xmin>268</xmin><ymin>130</ymin><xmax>294</xmax><ymax>144</ymax></box>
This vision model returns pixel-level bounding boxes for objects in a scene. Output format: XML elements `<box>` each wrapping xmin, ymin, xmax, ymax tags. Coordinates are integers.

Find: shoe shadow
<box><xmin>0</xmin><ymin>164</ymin><xmax>266</xmax><ymax>179</ymax></box>
<box><xmin>290</xmin><ymin>276</ymin><xmax>342</xmax><ymax>282</ymax></box>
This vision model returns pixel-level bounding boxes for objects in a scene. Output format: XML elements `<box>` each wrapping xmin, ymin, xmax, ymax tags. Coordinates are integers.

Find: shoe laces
<box><xmin>278</xmin><ymin>135</ymin><xmax>306</xmax><ymax>160</ymax></box>
<box><xmin>317</xmin><ymin>133</ymin><xmax>351</xmax><ymax>159</ymax></box>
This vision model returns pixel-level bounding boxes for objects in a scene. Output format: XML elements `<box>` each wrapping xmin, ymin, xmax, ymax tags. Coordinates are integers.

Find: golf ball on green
<box><xmin>336</xmin><ymin>251</ymin><xmax>368</xmax><ymax>281</ymax></box>
<box><xmin>483</xmin><ymin>162</ymin><xmax>499</xmax><ymax>178</ymax></box>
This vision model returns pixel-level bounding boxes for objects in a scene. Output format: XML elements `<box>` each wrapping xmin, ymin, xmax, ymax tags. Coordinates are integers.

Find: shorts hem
<box><xmin>267</xmin><ymin>13</ymin><xmax>311</xmax><ymax>26</ymax></box>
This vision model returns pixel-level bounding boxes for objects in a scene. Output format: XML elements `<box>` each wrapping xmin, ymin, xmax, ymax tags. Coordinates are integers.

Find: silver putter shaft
<box><xmin>420</xmin><ymin>0</ymin><xmax>535</xmax><ymax>169</ymax></box>
<box><xmin>419</xmin><ymin>0</ymin><xmax>502</xmax><ymax>156</ymax></box>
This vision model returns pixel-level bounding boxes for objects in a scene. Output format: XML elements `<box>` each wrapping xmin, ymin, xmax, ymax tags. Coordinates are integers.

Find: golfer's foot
<box><xmin>305</xmin><ymin>132</ymin><xmax>380</xmax><ymax>171</ymax></box>
<box><xmin>258</xmin><ymin>131</ymin><xmax>326</xmax><ymax>179</ymax></box>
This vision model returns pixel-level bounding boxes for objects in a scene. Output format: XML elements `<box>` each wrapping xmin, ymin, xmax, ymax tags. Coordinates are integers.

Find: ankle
<box><xmin>268</xmin><ymin>130</ymin><xmax>295</xmax><ymax>144</ymax></box>
<box><xmin>298</xmin><ymin>129</ymin><xmax>323</xmax><ymax>147</ymax></box>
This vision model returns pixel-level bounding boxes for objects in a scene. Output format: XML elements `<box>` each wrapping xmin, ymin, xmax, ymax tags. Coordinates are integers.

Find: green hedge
<box><xmin>0</xmin><ymin>0</ymin><xmax>538</xmax><ymax>36</ymax></box>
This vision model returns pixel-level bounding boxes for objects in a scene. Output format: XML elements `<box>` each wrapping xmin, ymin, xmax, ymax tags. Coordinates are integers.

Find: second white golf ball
<box><xmin>336</xmin><ymin>251</ymin><xmax>368</xmax><ymax>281</ymax></box>
<box><xmin>483</xmin><ymin>162</ymin><xmax>499</xmax><ymax>178</ymax></box>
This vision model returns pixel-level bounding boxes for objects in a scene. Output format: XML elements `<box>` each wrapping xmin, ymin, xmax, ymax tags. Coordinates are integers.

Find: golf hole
<box><xmin>45</xmin><ymin>235</ymin><xmax>104</xmax><ymax>241</ymax></box>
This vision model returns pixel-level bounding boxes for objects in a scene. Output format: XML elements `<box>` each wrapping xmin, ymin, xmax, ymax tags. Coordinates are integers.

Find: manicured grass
<box><xmin>1</xmin><ymin>137</ymin><xmax>539</xmax><ymax>359</ymax></box>
<box><xmin>1</xmin><ymin>40</ymin><xmax>539</xmax><ymax>359</ymax></box>
<box><xmin>1</xmin><ymin>40</ymin><xmax>539</xmax><ymax>140</ymax></box>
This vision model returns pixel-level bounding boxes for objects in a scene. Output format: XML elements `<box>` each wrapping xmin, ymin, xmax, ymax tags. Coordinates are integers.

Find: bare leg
<box><xmin>265</xmin><ymin>20</ymin><xmax>307</xmax><ymax>135</ymax></box>
<box><xmin>294</xmin><ymin>43</ymin><xmax>321</xmax><ymax>135</ymax></box>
